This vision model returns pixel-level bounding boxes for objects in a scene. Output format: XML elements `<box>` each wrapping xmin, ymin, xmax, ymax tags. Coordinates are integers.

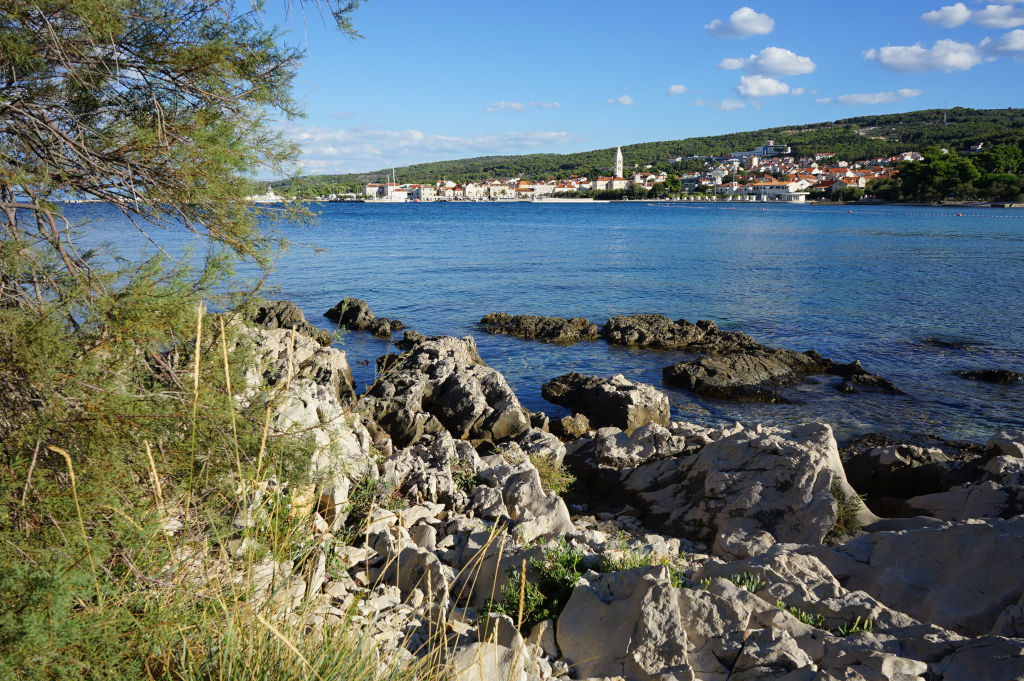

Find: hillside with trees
<box><xmin>273</xmin><ymin>107</ymin><xmax>1024</xmax><ymax>194</ymax></box>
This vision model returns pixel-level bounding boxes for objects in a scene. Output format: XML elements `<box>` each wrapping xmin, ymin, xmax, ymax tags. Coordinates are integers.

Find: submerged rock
<box><xmin>479</xmin><ymin>312</ymin><xmax>599</xmax><ymax>344</ymax></box>
<box><xmin>956</xmin><ymin>368</ymin><xmax>1023</xmax><ymax>384</ymax></box>
<box><xmin>541</xmin><ymin>372</ymin><xmax>669</xmax><ymax>435</ymax></box>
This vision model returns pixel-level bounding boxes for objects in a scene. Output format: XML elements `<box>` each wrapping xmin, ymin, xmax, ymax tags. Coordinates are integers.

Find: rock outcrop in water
<box><xmin>956</xmin><ymin>368</ymin><xmax>1023</xmax><ymax>384</ymax></box>
<box><xmin>598</xmin><ymin>313</ymin><xmax>902</xmax><ymax>401</ymax></box>
<box><xmin>541</xmin><ymin>372</ymin><xmax>670</xmax><ymax>435</ymax></box>
<box><xmin>324</xmin><ymin>296</ymin><xmax>404</xmax><ymax>338</ymax></box>
<box><xmin>250</xmin><ymin>299</ymin><xmax>331</xmax><ymax>346</ymax></box>
<box><xmin>479</xmin><ymin>312</ymin><xmax>599</xmax><ymax>344</ymax></box>
<box><xmin>184</xmin><ymin>312</ymin><xmax>1024</xmax><ymax>681</ymax></box>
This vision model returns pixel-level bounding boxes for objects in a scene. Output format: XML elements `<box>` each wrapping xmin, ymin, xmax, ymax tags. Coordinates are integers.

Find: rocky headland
<box><xmin>209</xmin><ymin>300</ymin><xmax>1024</xmax><ymax>681</ymax></box>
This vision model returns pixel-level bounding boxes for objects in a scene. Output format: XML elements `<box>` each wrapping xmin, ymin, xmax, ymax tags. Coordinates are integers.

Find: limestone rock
<box><xmin>324</xmin><ymin>296</ymin><xmax>375</xmax><ymax>330</ymax></box>
<box><xmin>808</xmin><ymin>517</ymin><xmax>1024</xmax><ymax>636</ymax></box>
<box><xmin>988</xmin><ymin>428</ymin><xmax>1024</xmax><ymax>458</ymax></box>
<box><xmin>541</xmin><ymin>372</ymin><xmax>669</xmax><ymax>435</ymax></box>
<box><xmin>250</xmin><ymin>299</ymin><xmax>330</xmax><ymax>345</ymax></box>
<box><xmin>363</xmin><ymin>335</ymin><xmax>530</xmax><ymax>448</ymax></box>
<box><xmin>623</xmin><ymin>422</ymin><xmax>873</xmax><ymax>545</ymax></box>
<box><xmin>479</xmin><ymin>312</ymin><xmax>599</xmax><ymax>344</ymax></box>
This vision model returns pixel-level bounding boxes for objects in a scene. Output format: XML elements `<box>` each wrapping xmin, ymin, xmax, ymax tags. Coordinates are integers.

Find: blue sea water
<box><xmin>66</xmin><ymin>201</ymin><xmax>1024</xmax><ymax>444</ymax></box>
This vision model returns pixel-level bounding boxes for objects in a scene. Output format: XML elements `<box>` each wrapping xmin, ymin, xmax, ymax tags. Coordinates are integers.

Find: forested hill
<box><xmin>273</xmin><ymin>107</ymin><xmax>1024</xmax><ymax>189</ymax></box>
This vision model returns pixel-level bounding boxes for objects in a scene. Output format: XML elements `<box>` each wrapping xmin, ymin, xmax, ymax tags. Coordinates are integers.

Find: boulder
<box><xmin>362</xmin><ymin>335</ymin><xmax>530</xmax><ymax>448</ymax></box>
<box><xmin>807</xmin><ymin>517</ymin><xmax>1024</xmax><ymax>636</ymax></box>
<box><xmin>601</xmin><ymin>314</ymin><xmax>749</xmax><ymax>350</ymax></box>
<box><xmin>324</xmin><ymin>297</ymin><xmax>375</xmax><ymax>330</ymax></box>
<box><xmin>479</xmin><ymin>312</ymin><xmax>599</xmax><ymax>344</ymax></box>
<box><xmin>446</xmin><ymin>642</ymin><xmax>526</xmax><ymax>681</ymax></box>
<box><xmin>550</xmin><ymin>412</ymin><xmax>590</xmax><ymax>440</ymax></box>
<box><xmin>931</xmin><ymin>636</ymin><xmax>1024</xmax><ymax>681</ymax></box>
<box><xmin>988</xmin><ymin>429</ymin><xmax>1024</xmax><ymax>458</ymax></box>
<box><xmin>541</xmin><ymin>372</ymin><xmax>669</xmax><ymax>435</ymax></box>
<box><xmin>623</xmin><ymin>422</ymin><xmax>874</xmax><ymax>545</ymax></box>
<box><xmin>250</xmin><ymin>299</ymin><xmax>330</xmax><ymax>346</ymax></box>
<box><xmin>557</xmin><ymin>565</ymin><xmax>694</xmax><ymax>681</ymax></box>
<box><xmin>663</xmin><ymin>348</ymin><xmax>826</xmax><ymax>403</ymax></box>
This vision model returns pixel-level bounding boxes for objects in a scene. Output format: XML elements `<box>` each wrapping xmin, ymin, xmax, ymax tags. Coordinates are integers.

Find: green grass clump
<box><xmin>528</xmin><ymin>454</ymin><xmax>576</xmax><ymax>496</ymax></box>
<box><xmin>450</xmin><ymin>455</ymin><xmax>480</xmax><ymax>493</ymax></box>
<box><xmin>825</xmin><ymin>481</ymin><xmax>867</xmax><ymax>543</ymax></box>
<box><xmin>598</xmin><ymin>548</ymin><xmax>689</xmax><ymax>589</ymax></box>
<box><xmin>775</xmin><ymin>601</ymin><xmax>874</xmax><ymax>637</ymax></box>
<box><xmin>482</xmin><ymin>539</ymin><xmax>584</xmax><ymax>632</ymax></box>
<box><xmin>727</xmin><ymin>572</ymin><xmax>767</xmax><ymax>593</ymax></box>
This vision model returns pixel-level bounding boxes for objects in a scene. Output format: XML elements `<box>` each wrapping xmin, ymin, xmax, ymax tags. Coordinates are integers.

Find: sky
<box><xmin>266</xmin><ymin>1</ymin><xmax>1024</xmax><ymax>177</ymax></box>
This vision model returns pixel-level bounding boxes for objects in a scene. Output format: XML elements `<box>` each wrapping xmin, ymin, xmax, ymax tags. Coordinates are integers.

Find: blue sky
<box><xmin>268</xmin><ymin>1</ymin><xmax>1024</xmax><ymax>176</ymax></box>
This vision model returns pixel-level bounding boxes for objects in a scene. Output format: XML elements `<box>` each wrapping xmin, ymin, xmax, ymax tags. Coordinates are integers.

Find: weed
<box><xmin>529</xmin><ymin>454</ymin><xmax>576</xmax><ymax>496</ymax></box>
<box><xmin>727</xmin><ymin>571</ymin><xmax>766</xmax><ymax>593</ymax></box>
<box><xmin>775</xmin><ymin>601</ymin><xmax>874</xmax><ymax>637</ymax></box>
<box><xmin>449</xmin><ymin>455</ymin><xmax>480</xmax><ymax>493</ymax></box>
<box><xmin>482</xmin><ymin>539</ymin><xmax>584</xmax><ymax>632</ymax></box>
<box><xmin>825</xmin><ymin>481</ymin><xmax>866</xmax><ymax>543</ymax></box>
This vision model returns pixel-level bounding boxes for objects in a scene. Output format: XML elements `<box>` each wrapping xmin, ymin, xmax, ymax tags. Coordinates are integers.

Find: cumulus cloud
<box><xmin>864</xmin><ymin>39</ymin><xmax>982</xmax><ymax>72</ymax></box>
<box><xmin>717</xmin><ymin>46</ymin><xmax>816</xmax><ymax>76</ymax></box>
<box><xmin>922</xmin><ymin>2</ymin><xmax>972</xmax><ymax>27</ymax></box>
<box><xmin>287</xmin><ymin>125</ymin><xmax>581</xmax><ymax>174</ymax></box>
<box><xmin>820</xmin><ymin>89</ymin><xmax>924</xmax><ymax>106</ymax></box>
<box><xmin>980</xmin><ymin>28</ymin><xmax>1024</xmax><ymax>53</ymax></box>
<box><xmin>666</xmin><ymin>84</ymin><xmax>688</xmax><ymax>95</ymax></box>
<box><xmin>692</xmin><ymin>98</ymin><xmax>746</xmax><ymax>111</ymax></box>
<box><xmin>704</xmin><ymin>7</ymin><xmax>774</xmax><ymax>38</ymax></box>
<box><xmin>791</xmin><ymin>87</ymin><xmax>806</xmax><ymax>96</ymax></box>
<box><xmin>484</xmin><ymin>101</ymin><xmax>525</xmax><ymax>113</ymax></box>
<box><xmin>607</xmin><ymin>95</ymin><xmax>634</xmax><ymax>105</ymax></box>
<box><xmin>973</xmin><ymin>3</ymin><xmax>1024</xmax><ymax>28</ymax></box>
<box><xmin>735</xmin><ymin>74</ymin><xmax>790</xmax><ymax>97</ymax></box>
<box><xmin>530</xmin><ymin>101</ymin><xmax>560</xmax><ymax>108</ymax></box>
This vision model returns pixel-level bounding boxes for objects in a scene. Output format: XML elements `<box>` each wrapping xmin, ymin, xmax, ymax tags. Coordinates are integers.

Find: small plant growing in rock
<box><xmin>727</xmin><ymin>571</ymin><xmax>766</xmax><ymax>593</ymax></box>
<box><xmin>529</xmin><ymin>454</ymin><xmax>576</xmax><ymax>496</ymax></box>
<box><xmin>835</xmin><ymin>615</ymin><xmax>874</xmax><ymax>636</ymax></box>
<box><xmin>825</xmin><ymin>481</ymin><xmax>866</xmax><ymax>544</ymax></box>
<box><xmin>482</xmin><ymin>539</ymin><xmax>584</xmax><ymax>632</ymax></box>
<box><xmin>449</xmin><ymin>455</ymin><xmax>480</xmax><ymax>493</ymax></box>
<box><xmin>776</xmin><ymin>601</ymin><xmax>828</xmax><ymax>630</ymax></box>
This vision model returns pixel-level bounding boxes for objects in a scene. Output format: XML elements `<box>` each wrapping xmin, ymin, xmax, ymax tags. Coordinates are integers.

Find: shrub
<box><xmin>825</xmin><ymin>481</ymin><xmax>866</xmax><ymax>543</ymax></box>
<box><xmin>483</xmin><ymin>539</ymin><xmax>584</xmax><ymax>632</ymax></box>
<box><xmin>529</xmin><ymin>454</ymin><xmax>576</xmax><ymax>496</ymax></box>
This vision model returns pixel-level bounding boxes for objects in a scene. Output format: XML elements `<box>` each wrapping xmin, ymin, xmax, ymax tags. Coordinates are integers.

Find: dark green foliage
<box><xmin>825</xmin><ymin>482</ymin><xmax>866</xmax><ymax>544</ymax></box>
<box><xmin>483</xmin><ymin>540</ymin><xmax>584</xmax><ymax>632</ymax></box>
<box><xmin>450</xmin><ymin>455</ymin><xmax>481</xmax><ymax>493</ymax></box>
<box><xmin>274</xmin><ymin>107</ymin><xmax>1024</xmax><ymax>188</ymax></box>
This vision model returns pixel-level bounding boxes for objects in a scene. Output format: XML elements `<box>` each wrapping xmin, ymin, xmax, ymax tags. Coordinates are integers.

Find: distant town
<box><xmin>249</xmin><ymin>140</ymin><xmax>941</xmax><ymax>204</ymax></box>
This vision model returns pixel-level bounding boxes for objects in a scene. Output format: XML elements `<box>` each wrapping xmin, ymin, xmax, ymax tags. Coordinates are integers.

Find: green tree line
<box><xmin>867</xmin><ymin>143</ymin><xmax>1024</xmax><ymax>202</ymax></box>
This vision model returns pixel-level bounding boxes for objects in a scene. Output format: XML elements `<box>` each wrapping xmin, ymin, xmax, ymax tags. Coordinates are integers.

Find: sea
<box><xmin>65</xmin><ymin>201</ymin><xmax>1024</xmax><ymax>445</ymax></box>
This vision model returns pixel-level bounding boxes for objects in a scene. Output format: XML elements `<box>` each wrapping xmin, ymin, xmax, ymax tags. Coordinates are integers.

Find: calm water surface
<box><xmin>69</xmin><ymin>201</ymin><xmax>1024</xmax><ymax>443</ymax></box>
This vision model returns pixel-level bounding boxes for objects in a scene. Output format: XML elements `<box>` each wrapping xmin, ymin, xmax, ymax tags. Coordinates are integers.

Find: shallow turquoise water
<box><xmin>67</xmin><ymin>201</ymin><xmax>1024</xmax><ymax>443</ymax></box>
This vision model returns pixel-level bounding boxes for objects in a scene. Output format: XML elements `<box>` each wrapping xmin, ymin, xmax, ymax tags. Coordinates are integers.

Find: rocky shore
<box><xmin>205</xmin><ymin>300</ymin><xmax>1024</xmax><ymax>681</ymax></box>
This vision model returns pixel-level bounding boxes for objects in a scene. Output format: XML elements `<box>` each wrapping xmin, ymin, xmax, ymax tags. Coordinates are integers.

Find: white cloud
<box><xmin>823</xmin><ymin>88</ymin><xmax>924</xmax><ymax>106</ymax></box>
<box><xmin>666</xmin><ymin>84</ymin><xmax>688</xmax><ymax>95</ymax></box>
<box><xmin>529</xmin><ymin>101</ymin><xmax>560</xmax><ymax>108</ymax></box>
<box><xmin>704</xmin><ymin>7</ymin><xmax>774</xmax><ymax>38</ymax></box>
<box><xmin>816</xmin><ymin>97</ymin><xmax>833</xmax><ymax>104</ymax></box>
<box><xmin>717</xmin><ymin>46</ymin><xmax>816</xmax><ymax>76</ymax></box>
<box><xmin>735</xmin><ymin>74</ymin><xmax>790</xmax><ymax>97</ymax></box>
<box><xmin>980</xmin><ymin>28</ymin><xmax>1024</xmax><ymax>53</ymax></box>
<box><xmin>791</xmin><ymin>87</ymin><xmax>806</xmax><ymax>96</ymax></box>
<box><xmin>692</xmin><ymin>98</ymin><xmax>746</xmax><ymax>111</ymax></box>
<box><xmin>922</xmin><ymin>3</ymin><xmax>972</xmax><ymax>27</ymax></box>
<box><xmin>484</xmin><ymin>101</ymin><xmax>525</xmax><ymax>113</ymax></box>
<box><xmin>864</xmin><ymin>39</ymin><xmax>982</xmax><ymax>72</ymax></box>
<box><xmin>287</xmin><ymin>125</ymin><xmax>581</xmax><ymax>174</ymax></box>
<box><xmin>607</xmin><ymin>95</ymin><xmax>634</xmax><ymax>105</ymax></box>
<box><xmin>973</xmin><ymin>3</ymin><xmax>1024</xmax><ymax>28</ymax></box>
